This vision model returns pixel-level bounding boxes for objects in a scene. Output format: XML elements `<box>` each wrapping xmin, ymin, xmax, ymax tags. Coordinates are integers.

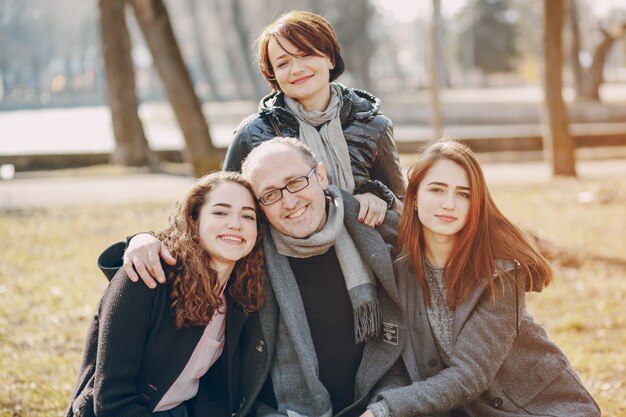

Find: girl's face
<box><xmin>415</xmin><ymin>159</ymin><xmax>471</xmax><ymax>243</ymax></box>
<box><xmin>197</xmin><ymin>182</ymin><xmax>258</xmax><ymax>271</ymax></box>
<box><xmin>267</xmin><ymin>36</ymin><xmax>334</xmax><ymax>112</ymax></box>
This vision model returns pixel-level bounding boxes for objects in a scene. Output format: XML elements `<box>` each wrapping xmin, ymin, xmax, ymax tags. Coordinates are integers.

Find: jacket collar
<box><xmin>258</xmin><ymin>84</ymin><xmax>381</xmax><ymax>128</ymax></box>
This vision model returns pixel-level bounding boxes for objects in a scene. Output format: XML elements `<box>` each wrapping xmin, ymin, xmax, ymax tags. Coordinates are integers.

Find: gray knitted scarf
<box><xmin>284</xmin><ymin>83</ymin><xmax>355</xmax><ymax>193</ymax></box>
<box><xmin>261</xmin><ymin>185</ymin><xmax>381</xmax><ymax>417</ymax></box>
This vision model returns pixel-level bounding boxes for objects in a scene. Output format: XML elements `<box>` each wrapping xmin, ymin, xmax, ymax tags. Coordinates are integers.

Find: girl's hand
<box><xmin>354</xmin><ymin>192</ymin><xmax>387</xmax><ymax>227</ymax></box>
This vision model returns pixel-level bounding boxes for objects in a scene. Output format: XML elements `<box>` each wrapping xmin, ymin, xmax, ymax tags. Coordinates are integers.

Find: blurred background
<box><xmin>1</xmin><ymin>0</ymin><xmax>626</xmax><ymax>176</ymax></box>
<box><xmin>1</xmin><ymin>0</ymin><xmax>625</xmax><ymax>106</ymax></box>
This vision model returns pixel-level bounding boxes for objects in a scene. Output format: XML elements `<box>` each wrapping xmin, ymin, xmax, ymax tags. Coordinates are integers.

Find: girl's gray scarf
<box><xmin>261</xmin><ymin>185</ymin><xmax>381</xmax><ymax>417</ymax></box>
<box><xmin>284</xmin><ymin>83</ymin><xmax>355</xmax><ymax>193</ymax></box>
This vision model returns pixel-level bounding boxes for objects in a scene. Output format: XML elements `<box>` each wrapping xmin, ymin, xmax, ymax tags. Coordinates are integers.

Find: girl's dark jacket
<box><xmin>67</xmin><ymin>244</ymin><xmax>228</xmax><ymax>417</ymax></box>
<box><xmin>223</xmin><ymin>84</ymin><xmax>405</xmax><ymax>208</ymax></box>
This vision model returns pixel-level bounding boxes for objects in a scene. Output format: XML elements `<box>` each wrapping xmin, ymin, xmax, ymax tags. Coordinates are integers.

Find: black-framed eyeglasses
<box><xmin>258</xmin><ymin>166</ymin><xmax>317</xmax><ymax>206</ymax></box>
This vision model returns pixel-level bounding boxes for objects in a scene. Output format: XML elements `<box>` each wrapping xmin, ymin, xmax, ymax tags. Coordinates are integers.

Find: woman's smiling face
<box><xmin>197</xmin><ymin>181</ymin><xmax>258</xmax><ymax>271</ymax></box>
<box><xmin>267</xmin><ymin>36</ymin><xmax>334</xmax><ymax>112</ymax></box>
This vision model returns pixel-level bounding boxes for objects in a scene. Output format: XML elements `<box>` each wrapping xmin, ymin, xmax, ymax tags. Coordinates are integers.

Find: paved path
<box><xmin>2</xmin><ymin>158</ymin><xmax>626</xmax><ymax>210</ymax></box>
<box><xmin>2</xmin><ymin>85</ymin><xmax>625</xmax><ymax>210</ymax></box>
<box><xmin>3</xmin><ymin>85</ymin><xmax>626</xmax><ymax>157</ymax></box>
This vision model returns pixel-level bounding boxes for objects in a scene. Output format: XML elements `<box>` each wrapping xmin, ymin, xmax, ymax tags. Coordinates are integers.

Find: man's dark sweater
<box><xmin>258</xmin><ymin>247</ymin><xmax>365</xmax><ymax>413</ymax></box>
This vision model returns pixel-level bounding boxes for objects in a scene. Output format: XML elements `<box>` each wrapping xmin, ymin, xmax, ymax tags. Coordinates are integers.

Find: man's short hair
<box><xmin>241</xmin><ymin>137</ymin><xmax>318</xmax><ymax>179</ymax></box>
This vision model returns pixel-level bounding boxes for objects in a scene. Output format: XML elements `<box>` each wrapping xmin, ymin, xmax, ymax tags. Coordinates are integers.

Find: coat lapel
<box><xmin>257</xmin><ymin>268</ymin><xmax>278</xmax><ymax>363</ymax></box>
<box><xmin>453</xmin><ymin>260</ymin><xmax>520</xmax><ymax>339</ymax></box>
<box><xmin>225</xmin><ymin>291</ymin><xmax>249</xmax><ymax>408</ymax></box>
<box><xmin>453</xmin><ymin>281</ymin><xmax>488</xmax><ymax>341</ymax></box>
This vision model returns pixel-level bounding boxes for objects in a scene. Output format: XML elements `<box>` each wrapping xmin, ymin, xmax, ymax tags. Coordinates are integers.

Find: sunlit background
<box><xmin>1</xmin><ymin>0</ymin><xmax>625</xmax><ymax>164</ymax></box>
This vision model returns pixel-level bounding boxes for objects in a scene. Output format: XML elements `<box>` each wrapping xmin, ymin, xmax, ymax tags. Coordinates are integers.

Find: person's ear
<box><xmin>315</xmin><ymin>163</ymin><xmax>329</xmax><ymax>189</ymax></box>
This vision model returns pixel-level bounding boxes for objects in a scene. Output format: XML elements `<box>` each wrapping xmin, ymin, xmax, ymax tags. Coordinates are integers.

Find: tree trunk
<box><xmin>350</xmin><ymin>0</ymin><xmax>373</xmax><ymax>90</ymax></box>
<box><xmin>542</xmin><ymin>0</ymin><xmax>576</xmax><ymax>177</ymax></box>
<box><xmin>214</xmin><ymin>0</ymin><xmax>251</xmax><ymax>99</ymax></box>
<box><xmin>582</xmin><ymin>24</ymin><xmax>626</xmax><ymax>100</ymax></box>
<box><xmin>231</xmin><ymin>0</ymin><xmax>266</xmax><ymax>98</ymax></box>
<box><xmin>434</xmin><ymin>0</ymin><xmax>448</xmax><ymax>88</ymax></box>
<box><xmin>129</xmin><ymin>0</ymin><xmax>223</xmax><ymax>177</ymax></box>
<box><xmin>186</xmin><ymin>0</ymin><xmax>224</xmax><ymax>102</ymax></box>
<box><xmin>336</xmin><ymin>0</ymin><xmax>373</xmax><ymax>90</ymax></box>
<box><xmin>429</xmin><ymin>0</ymin><xmax>443</xmax><ymax>138</ymax></box>
<box><xmin>567</xmin><ymin>0</ymin><xmax>587</xmax><ymax>99</ymax></box>
<box><xmin>98</xmin><ymin>0</ymin><xmax>158</xmax><ymax>168</ymax></box>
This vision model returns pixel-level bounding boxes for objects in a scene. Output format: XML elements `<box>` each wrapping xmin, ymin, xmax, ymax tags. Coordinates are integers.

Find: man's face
<box><xmin>247</xmin><ymin>146</ymin><xmax>329</xmax><ymax>238</ymax></box>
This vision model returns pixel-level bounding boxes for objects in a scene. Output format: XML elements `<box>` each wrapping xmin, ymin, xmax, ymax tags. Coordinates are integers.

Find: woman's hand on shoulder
<box><xmin>355</xmin><ymin>192</ymin><xmax>387</xmax><ymax>227</ymax></box>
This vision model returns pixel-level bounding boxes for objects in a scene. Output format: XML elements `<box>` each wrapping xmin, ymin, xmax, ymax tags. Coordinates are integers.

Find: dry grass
<box><xmin>488</xmin><ymin>176</ymin><xmax>626</xmax><ymax>416</ymax></box>
<box><xmin>0</xmin><ymin>174</ymin><xmax>624</xmax><ymax>416</ymax></box>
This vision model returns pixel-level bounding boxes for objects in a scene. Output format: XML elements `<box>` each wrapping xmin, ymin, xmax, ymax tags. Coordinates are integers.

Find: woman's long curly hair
<box><xmin>156</xmin><ymin>171</ymin><xmax>265</xmax><ymax>328</ymax></box>
<box><xmin>395</xmin><ymin>139</ymin><xmax>552</xmax><ymax>309</ymax></box>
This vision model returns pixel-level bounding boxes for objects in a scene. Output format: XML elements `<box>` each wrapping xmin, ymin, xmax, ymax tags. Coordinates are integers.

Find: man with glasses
<box><xmin>98</xmin><ymin>137</ymin><xmax>408</xmax><ymax>417</ymax></box>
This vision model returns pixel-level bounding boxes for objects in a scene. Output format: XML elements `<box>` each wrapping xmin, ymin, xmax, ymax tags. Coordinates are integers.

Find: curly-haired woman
<box><xmin>67</xmin><ymin>172</ymin><xmax>265</xmax><ymax>417</ymax></box>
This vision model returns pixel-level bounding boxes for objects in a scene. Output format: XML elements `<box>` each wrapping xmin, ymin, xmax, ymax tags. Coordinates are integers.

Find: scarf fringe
<box><xmin>354</xmin><ymin>301</ymin><xmax>382</xmax><ymax>343</ymax></box>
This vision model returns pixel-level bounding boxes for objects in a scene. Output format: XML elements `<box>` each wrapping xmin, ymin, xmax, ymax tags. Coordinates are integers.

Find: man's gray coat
<box><xmin>227</xmin><ymin>190</ymin><xmax>408</xmax><ymax>417</ymax></box>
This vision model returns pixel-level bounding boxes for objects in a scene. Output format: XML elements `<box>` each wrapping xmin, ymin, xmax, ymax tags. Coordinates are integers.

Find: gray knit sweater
<box><xmin>423</xmin><ymin>257</ymin><xmax>454</xmax><ymax>360</ymax></box>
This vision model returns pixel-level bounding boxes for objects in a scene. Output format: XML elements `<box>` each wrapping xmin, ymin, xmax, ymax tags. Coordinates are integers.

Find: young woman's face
<box><xmin>267</xmin><ymin>36</ymin><xmax>334</xmax><ymax>112</ymax></box>
<box><xmin>416</xmin><ymin>159</ymin><xmax>471</xmax><ymax>243</ymax></box>
<box><xmin>197</xmin><ymin>182</ymin><xmax>258</xmax><ymax>271</ymax></box>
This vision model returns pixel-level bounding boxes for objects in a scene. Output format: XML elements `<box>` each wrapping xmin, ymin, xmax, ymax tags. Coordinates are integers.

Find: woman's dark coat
<box><xmin>223</xmin><ymin>84</ymin><xmax>405</xmax><ymax>207</ymax></box>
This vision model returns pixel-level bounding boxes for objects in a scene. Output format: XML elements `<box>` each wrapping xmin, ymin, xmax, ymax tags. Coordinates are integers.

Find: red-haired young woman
<box><xmin>365</xmin><ymin>139</ymin><xmax>600</xmax><ymax>417</ymax></box>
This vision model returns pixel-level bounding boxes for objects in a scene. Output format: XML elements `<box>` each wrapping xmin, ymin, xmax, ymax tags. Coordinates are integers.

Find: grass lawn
<box><xmin>1</xmin><ymin>173</ymin><xmax>624</xmax><ymax>416</ymax></box>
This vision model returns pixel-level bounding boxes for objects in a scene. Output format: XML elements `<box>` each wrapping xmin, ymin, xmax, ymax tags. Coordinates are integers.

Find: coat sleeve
<box><xmin>357</xmin><ymin>117</ymin><xmax>405</xmax><ymax>203</ymax></box>
<box><xmin>93</xmin><ymin>269</ymin><xmax>156</xmax><ymax>417</ymax></box>
<box><xmin>225</xmin><ymin>113</ymin><xmax>274</xmax><ymax>173</ymax></box>
<box><xmin>373</xmin><ymin>275</ymin><xmax>524</xmax><ymax>417</ymax></box>
<box><xmin>97</xmin><ymin>241</ymin><xmax>126</xmax><ymax>281</ymax></box>
<box><xmin>369</xmin><ymin>356</ymin><xmax>411</xmax><ymax>401</ymax></box>
<box><xmin>224</xmin><ymin>121</ymin><xmax>254</xmax><ymax>173</ymax></box>
<box><xmin>376</xmin><ymin>208</ymin><xmax>400</xmax><ymax>251</ymax></box>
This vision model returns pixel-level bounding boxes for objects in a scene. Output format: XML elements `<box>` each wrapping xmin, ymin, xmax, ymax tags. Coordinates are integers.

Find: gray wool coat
<box><xmin>230</xmin><ymin>190</ymin><xmax>409</xmax><ymax>417</ymax></box>
<box><xmin>372</xmin><ymin>255</ymin><xmax>600</xmax><ymax>417</ymax></box>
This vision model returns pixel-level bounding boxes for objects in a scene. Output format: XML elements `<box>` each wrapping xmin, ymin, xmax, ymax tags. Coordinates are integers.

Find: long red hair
<box><xmin>156</xmin><ymin>171</ymin><xmax>265</xmax><ymax>328</ymax></box>
<box><xmin>395</xmin><ymin>139</ymin><xmax>552</xmax><ymax>308</ymax></box>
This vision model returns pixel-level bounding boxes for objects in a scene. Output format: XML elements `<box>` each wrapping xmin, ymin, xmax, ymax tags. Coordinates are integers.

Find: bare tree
<box><xmin>585</xmin><ymin>23</ymin><xmax>626</xmax><ymax>99</ymax></box>
<box><xmin>214</xmin><ymin>0</ymin><xmax>255</xmax><ymax>99</ymax></box>
<box><xmin>543</xmin><ymin>0</ymin><xmax>576</xmax><ymax>177</ymax></box>
<box><xmin>130</xmin><ymin>0</ymin><xmax>223</xmax><ymax>177</ymax></box>
<box><xmin>232</xmin><ymin>0</ymin><xmax>265</xmax><ymax>98</ymax></box>
<box><xmin>99</xmin><ymin>0</ymin><xmax>158</xmax><ymax>168</ymax></box>
<box><xmin>569</xmin><ymin>0</ymin><xmax>626</xmax><ymax>101</ymax></box>
<box><xmin>429</xmin><ymin>0</ymin><xmax>443</xmax><ymax>138</ymax></box>
<box><xmin>186</xmin><ymin>0</ymin><xmax>223</xmax><ymax>101</ymax></box>
<box><xmin>335</xmin><ymin>0</ymin><xmax>374</xmax><ymax>90</ymax></box>
<box><xmin>568</xmin><ymin>0</ymin><xmax>626</xmax><ymax>101</ymax></box>
<box><xmin>568</xmin><ymin>0</ymin><xmax>585</xmax><ymax>99</ymax></box>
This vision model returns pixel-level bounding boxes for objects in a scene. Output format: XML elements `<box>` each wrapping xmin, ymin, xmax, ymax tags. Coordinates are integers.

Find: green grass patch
<box><xmin>1</xmin><ymin>175</ymin><xmax>624</xmax><ymax>416</ymax></box>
